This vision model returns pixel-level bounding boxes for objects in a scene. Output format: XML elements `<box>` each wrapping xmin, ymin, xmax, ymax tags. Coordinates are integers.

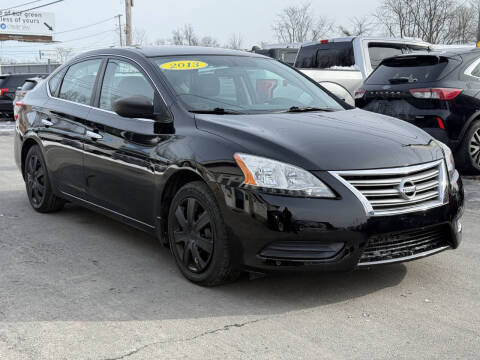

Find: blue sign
<box><xmin>0</xmin><ymin>24</ymin><xmax>6</xmax><ymax>30</ymax></box>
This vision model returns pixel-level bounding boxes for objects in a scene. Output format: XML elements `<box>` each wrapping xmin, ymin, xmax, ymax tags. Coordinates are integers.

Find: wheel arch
<box><xmin>457</xmin><ymin>111</ymin><xmax>480</xmax><ymax>147</ymax></box>
<box><xmin>156</xmin><ymin>168</ymin><xmax>212</xmax><ymax>245</ymax></box>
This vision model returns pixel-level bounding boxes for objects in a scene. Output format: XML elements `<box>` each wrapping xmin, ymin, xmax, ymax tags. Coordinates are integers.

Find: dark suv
<box><xmin>355</xmin><ymin>49</ymin><xmax>480</xmax><ymax>173</ymax></box>
<box><xmin>0</xmin><ymin>73</ymin><xmax>47</xmax><ymax>119</ymax></box>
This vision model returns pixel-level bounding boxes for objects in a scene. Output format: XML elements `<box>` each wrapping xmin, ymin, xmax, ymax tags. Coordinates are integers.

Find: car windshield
<box><xmin>152</xmin><ymin>55</ymin><xmax>344</xmax><ymax>114</ymax></box>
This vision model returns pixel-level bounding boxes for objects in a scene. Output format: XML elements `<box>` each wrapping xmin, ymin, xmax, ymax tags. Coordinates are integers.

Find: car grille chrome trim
<box><xmin>330</xmin><ymin>160</ymin><xmax>447</xmax><ymax>216</ymax></box>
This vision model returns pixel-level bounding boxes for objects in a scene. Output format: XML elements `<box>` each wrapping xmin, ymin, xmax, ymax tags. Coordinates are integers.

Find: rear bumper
<box><xmin>214</xmin><ymin>171</ymin><xmax>464</xmax><ymax>273</ymax></box>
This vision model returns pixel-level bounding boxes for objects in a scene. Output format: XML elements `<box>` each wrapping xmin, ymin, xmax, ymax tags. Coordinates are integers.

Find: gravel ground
<box><xmin>0</xmin><ymin>134</ymin><xmax>479</xmax><ymax>359</ymax></box>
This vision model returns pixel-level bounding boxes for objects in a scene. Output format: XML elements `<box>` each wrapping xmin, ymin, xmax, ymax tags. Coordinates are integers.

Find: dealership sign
<box><xmin>0</xmin><ymin>11</ymin><xmax>55</xmax><ymax>42</ymax></box>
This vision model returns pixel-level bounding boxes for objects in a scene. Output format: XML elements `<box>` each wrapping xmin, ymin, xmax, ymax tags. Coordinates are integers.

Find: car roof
<box><xmin>301</xmin><ymin>36</ymin><xmax>431</xmax><ymax>47</ymax></box>
<box><xmin>75</xmin><ymin>46</ymin><xmax>269</xmax><ymax>60</ymax></box>
<box><xmin>0</xmin><ymin>73</ymin><xmax>47</xmax><ymax>78</ymax></box>
<box><xmin>387</xmin><ymin>47</ymin><xmax>480</xmax><ymax>59</ymax></box>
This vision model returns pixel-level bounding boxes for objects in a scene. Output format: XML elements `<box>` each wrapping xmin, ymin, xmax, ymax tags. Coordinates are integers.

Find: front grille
<box><xmin>359</xmin><ymin>225</ymin><xmax>451</xmax><ymax>265</ymax></box>
<box><xmin>331</xmin><ymin>160</ymin><xmax>447</xmax><ymax>216</ymax></box>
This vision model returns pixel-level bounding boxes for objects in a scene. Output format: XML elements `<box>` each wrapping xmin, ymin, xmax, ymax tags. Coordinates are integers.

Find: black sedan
<box><xmin>14</xmin><ymin>47</ymin><xmax>464</xmax><ymax>285</ymax></box>
<box><xmin>355</xmin><ymin>48</ymin><xmax>480</xmax><ymax>174</ymax></box>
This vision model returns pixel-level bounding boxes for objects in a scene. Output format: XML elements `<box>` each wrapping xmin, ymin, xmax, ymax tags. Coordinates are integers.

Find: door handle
<box><xmin>41</xmin><ymin>119</ymin><xmax>53</xmax><ymax>127</ymax></box>
<box><xmin>86</xmin><ymin>130</ymin><xmax>103</xmax><ymax>140</ymax></box>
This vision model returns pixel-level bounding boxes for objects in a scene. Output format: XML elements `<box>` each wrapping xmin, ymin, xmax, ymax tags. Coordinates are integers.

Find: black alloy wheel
<box><xmin>24</xmin><ymin>145</ymin><xmax>65</xmax><ymax>212</ymax></box>
<box><xmin>26</xmin><ymin>151</ymin><xmax>46</xmax><ymax>208</ymax></box>
<box><xmin>167</xmin><ymin>181</ymin><xmax>240</xmax><ymax>286</ymax></box>
<box><xmin>172</xmin><ymin>197</ymin><xmax>214</xmax><ymax>273</ymax></box>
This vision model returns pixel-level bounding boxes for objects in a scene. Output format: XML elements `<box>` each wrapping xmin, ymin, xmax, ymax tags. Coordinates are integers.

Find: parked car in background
<box><xmin>14</xmin><ymin>46</ymin><xmax>464</xmax><ymax>285</ymax></box>
<box><xmin>0</xmin><ymin>73</ymin><xmax>48</xmax><ymax>119</ymax></box>
<box><xmin>294</xmin><ymin>37</ymin><xmax>431</xmax><ymax>104</ymax></box>
<box><xmin>13</xmin><ymin>77</ymin><xmax>47</xmax><ymax>120</ymax></box>
<box><xmin>252</xmin><ymin>44</ymin><xmax>300</xmax><ymax>66</ymax></box>
<box><xmin>356</xmin><ymin>48</ymin><xmax>480</xmax><ymax>174</ymax></box>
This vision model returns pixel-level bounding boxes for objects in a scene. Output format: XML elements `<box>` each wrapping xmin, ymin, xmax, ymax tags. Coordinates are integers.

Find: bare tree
<box><xmin>200</xmin><ymin>36</ymin><xmax>220</xmax><ymax>47</ymax></box>
<box><xmin>183</xmin><ymin>24</ymin><xmax>198</xmax><ymax>46</ymax></box>
<box><xmin>171</xmin><ymin>24</ymin><xmax>199</xmax><ymax>46</ymax></box>
<box><xmin>152</xmin><ymin>38</ymin><xmax>167</xmax><ymax>46</ymax></box>
<box><xmin>227</xmin><ymin>33</ymin><xmax>243</xmax><ymax>49</ymax></box>
<box><xmin>56</xmin><ymin>47</ymin><xmax>73</xmax><ymax>63</ymax></box>
<box><xmin>273</xmin><ymin>2</ymin><xmax>332</xmax><ymax>43</ymax></box>
<box><xmin>132</xmin><ymin>28</ymin><xmax>148</xmax><ymax>46</ymax></box>
<box><xmin>339</xmin><ymin>16</ymin><xmax>373</xmax><ymax>37</ymax></box>
<box><xmin>375</xmin><ymin>0</ymin><xmax>477</xmax><ymax>44</ymax></box>
<box><xmin>172</xmin><ymin>29</ymin><xmax>184</xmax><ymax>45</ymax></box>
<box><xmin>475</xmin><ymin>0</ymin><xmax>480</xmax><ymax>42</ymax></box>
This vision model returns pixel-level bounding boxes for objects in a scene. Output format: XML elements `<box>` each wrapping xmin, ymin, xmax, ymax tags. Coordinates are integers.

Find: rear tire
<box><xmin>167</xmin><ymin>181</ymin><xmax>240</xmax><ymax>286</ymax></box>
<box><xmin>24</xmin><ymin>145</ymin><xmax>65</xmax><ymax>213</ymax></box>
<box><xmin>457</xmin><ymin>120</ymin><xmax>480</xmax><ymax>174</ymax></box>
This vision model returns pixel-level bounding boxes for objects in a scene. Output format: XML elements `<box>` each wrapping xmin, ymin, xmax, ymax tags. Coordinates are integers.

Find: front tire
<box><xmin>24</xmin><ymin>145</ymin><xmax>65</xmax><ymax>213</ymax></box>
<box><xmin>167</xmin><ymin>181</ymin><xmax>240</xmax><ymax>286</ymax></box>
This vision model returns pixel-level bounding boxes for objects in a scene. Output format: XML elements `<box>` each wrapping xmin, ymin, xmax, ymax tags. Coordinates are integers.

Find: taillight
<box><xmin>409</xmin><ymin>88</ymin><xmax>462</xmax><ymax>100</ymax></box>
<box><xmin>14</xmin><ymin>101</ymin><xmax>24</xmax><ymax>121</ymax></box>
<box><xmin>320</xmin><ymin>39</ymin><xmax>329</xmax><ymax>44</ymax></box>
<box><xmin>354</xmin><ymin>89</ymin><xmax>366</xmax><ymax>99</ymax></box>
<box><xmin>0</xmin><ymin>88</ymin><xmax>9</xmax><ymax>96</ymax></box>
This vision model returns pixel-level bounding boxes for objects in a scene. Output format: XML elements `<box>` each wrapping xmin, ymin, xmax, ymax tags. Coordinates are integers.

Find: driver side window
<box><xmin>99</xmin><ymin>59</ymin><xmax>155</xmax><ymax>111</ymax></box>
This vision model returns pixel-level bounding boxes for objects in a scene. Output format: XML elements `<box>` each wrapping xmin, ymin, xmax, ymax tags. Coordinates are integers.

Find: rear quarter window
<box><xmin>295</xmin><ymin>42</ymin><xmax>355</xmax><ymax>69</ymax></box>
<box><xmin>365</xmin><ymin>56</ymin><xmax>461</xmax><ymax>85</ymax></box>
<box><xmin>21</xmin><ymin>81</ymin><xmax>37</xmax><ymax>91</ymax></box>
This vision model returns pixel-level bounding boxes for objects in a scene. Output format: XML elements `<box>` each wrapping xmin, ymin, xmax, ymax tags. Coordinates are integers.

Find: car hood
<box><xmin>195</xmin><ymin>108</ymin><xmax>444</xmax><ymax>171</ymax></box>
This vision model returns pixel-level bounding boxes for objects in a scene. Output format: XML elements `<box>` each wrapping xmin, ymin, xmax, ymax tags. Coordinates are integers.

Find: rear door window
<box><xmin>365</xmin><ymin>56</ymin><xmax>461</xmax><ymax>85</ymax></box>
<box><xmin>58</xmin><ymin>59</ymin><xmax>102</xmax><ymax>105</ymax></box>
<box><xmin>295</xmin><ymin>42</ymin><xmax>355</xmax><ymax>69</ymax></box>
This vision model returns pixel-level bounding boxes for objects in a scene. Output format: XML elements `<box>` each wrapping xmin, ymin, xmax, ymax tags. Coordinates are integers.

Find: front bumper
<box><xmin>214</xmin><ymin>170</ymin><xmax>464</xmax><ymax>272</ymax></box>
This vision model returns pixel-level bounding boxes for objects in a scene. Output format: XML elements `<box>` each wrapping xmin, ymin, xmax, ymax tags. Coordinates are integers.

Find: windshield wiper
<box><xmin>283</xmin><ymin>106</ymin><xmax>337</xmax><ymax>113</ymax></box>
<box><xmin>190</xmin><ymin>107</ymin><xmax>244</xmax><ymax>115</ymax></box>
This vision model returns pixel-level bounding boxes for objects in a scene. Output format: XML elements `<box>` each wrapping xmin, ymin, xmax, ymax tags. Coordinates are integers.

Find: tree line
<box><xmin>273</xmin><ymin>0</ymin><xmax>480</xmax><ymax>45</ymax></box>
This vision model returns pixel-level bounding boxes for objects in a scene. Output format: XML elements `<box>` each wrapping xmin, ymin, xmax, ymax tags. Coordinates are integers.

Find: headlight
<box><xmin>437</xmin><ymin>141</ymin><xmax>456</xmax><ymax>179</ymax></box>
<box><xmin>234</xmin><ymin>153</ymin><xmax>335</xmax><ymax>198</ymax></box>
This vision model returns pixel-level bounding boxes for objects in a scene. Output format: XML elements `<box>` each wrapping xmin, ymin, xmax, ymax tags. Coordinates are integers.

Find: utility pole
<box><xmin>125</xmin><ymin>0</ymin><xmax>133</xmax><ymax>46</ymax></box>
<box><xmin>116</xmin><ymin>14</ymin><xmax>123</xmax><ymax>46</ymax></box>
<box><xmin>477</xmin><ymin>0</ymin><xmax>480</xmax><ymax>44</ymax></box>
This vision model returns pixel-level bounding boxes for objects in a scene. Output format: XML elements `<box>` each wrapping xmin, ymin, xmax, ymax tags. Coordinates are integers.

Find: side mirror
<box><xmin>114</xmin><ymin>95</ymin><xmax>155</xmax><ymax>119</ymax></box>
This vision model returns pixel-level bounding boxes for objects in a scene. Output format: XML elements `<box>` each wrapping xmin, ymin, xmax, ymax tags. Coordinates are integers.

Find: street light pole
<box><xmin>116</xmin><ymin>14</ymin><xmax>123</xmax><ymax>46</ymax></box>
<box><xmin>125</xmin><ymin>0</ymin><xmax>133</xmax><ymax>46</ymax></box>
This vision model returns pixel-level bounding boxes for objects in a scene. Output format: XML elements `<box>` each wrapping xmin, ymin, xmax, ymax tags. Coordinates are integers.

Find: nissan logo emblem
<box><xmin>399</xmin><ymin>179</ymin><xmax>417</xmax><ymax>200</ymax></box>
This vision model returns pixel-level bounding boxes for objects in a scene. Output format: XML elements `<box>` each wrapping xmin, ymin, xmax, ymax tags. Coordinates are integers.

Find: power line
<box><xmin>54</xmin><ymin>17</ymin><xmax>116</xmax><ymax>35</ymax></box>
<box><xmin>0</xmin><ymin>0</ymin><xmax>45</xmax><ymax>12</ymax></box>
<box><xmin>10</xmin><ymin>0</ymin><xmax>64</xmax><ymax>14</ymax></box>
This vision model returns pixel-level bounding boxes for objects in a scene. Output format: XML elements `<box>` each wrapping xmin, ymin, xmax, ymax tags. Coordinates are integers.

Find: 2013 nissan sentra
<box><xmin>14</xmin><ymin>47</ymin><xmax>464</xmax><ymax>285</ymax></box>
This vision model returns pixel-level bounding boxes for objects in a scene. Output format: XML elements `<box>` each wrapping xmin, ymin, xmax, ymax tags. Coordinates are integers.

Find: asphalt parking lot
<box><xmin>0</xmin><ymin>128</ymin><xmax>479</xmax><ymax>359</ymax></box>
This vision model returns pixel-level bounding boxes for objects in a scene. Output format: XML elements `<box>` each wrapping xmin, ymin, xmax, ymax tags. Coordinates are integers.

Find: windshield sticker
<box><xmin>160</xmin><ymin>60</ymin><xmax>208</xmax><ymax>70</ymax></box>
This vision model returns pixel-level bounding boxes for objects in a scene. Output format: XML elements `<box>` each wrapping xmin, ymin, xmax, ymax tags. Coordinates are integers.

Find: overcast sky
<box><xmin>0</xmin><ymin>0</ymin><xmax>380</xmax><ymax>62</ymax></box>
